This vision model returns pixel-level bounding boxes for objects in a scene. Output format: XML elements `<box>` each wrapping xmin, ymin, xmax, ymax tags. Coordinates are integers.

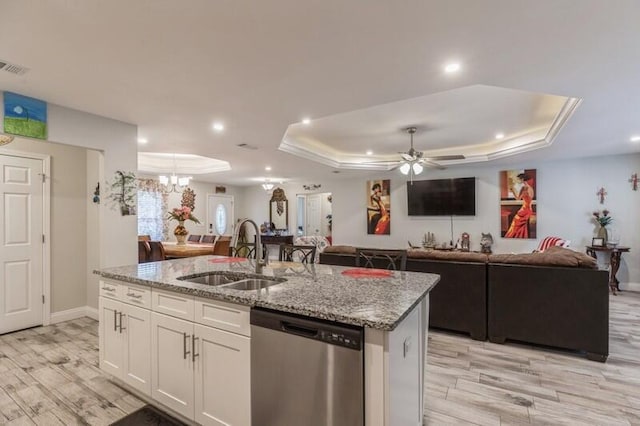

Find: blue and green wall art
<box><xmin>3</xmin><ymin>91</ymin><xmax>47</xmax><ymax>139</ymax></box>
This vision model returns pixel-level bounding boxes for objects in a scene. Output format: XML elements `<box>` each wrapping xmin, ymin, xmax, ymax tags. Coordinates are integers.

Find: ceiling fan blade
<box><xmin>400</xmin><ymin>153</ymin><xmax>414</xmax><ymax>161</ymax></box>
<box><xmin>425</xmin><ymin>154</ymin><xmax>465</xmax><ymax>161</ymax></box>
<box><xmin>419</xmin><ymin>159</ymin><xmax>447</xmax><ymax>170</ymax></box>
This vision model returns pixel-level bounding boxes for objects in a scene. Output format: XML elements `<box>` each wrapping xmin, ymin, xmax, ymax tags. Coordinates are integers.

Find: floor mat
<box><xmin>110</xmin><ymin>405</ymin><xmax>186</xmax><ymax>426</ymax></box>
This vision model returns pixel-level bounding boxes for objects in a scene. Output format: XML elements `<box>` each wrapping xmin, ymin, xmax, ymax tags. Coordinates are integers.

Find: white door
<box><xmin>194</xmin><ymin>324</ymin><xmax>251</xmax><ymax>426</ymax></box>
<box><xmin>151</xmin><ymin>312</ymin><xmax>195</xmax><ymax>419</ymax></box>
<box><xmin>306</xmin><ymin>194</ymin><xmax>321</xmax><ymax>235</ymax></box>
<box><xmin>207</xmin><ymin>195</ymin><xmax>234</xmax><ymax>236</ymax></box>
<box><xmin>99</xmin><ymin>297</ymin><xmax>124</xmax><ymax>377</ymax></box>
<box><xmin>122</xmin><ymin>303</ymin><xmax>152</xmax><ymax>395</ymax></box>
<box><xmin>0</xmin><ymin>154</ymin><xmax>44</xmax><ymax>334</ymax></box>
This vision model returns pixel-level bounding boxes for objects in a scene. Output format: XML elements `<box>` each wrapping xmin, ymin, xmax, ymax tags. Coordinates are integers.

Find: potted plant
<box><xmin>592</xmin><ymin>209</ymin><xmax>612</xmax><ymax>242</ymax></box>
<box><xmin>168</xmin><ymin>206</ymin><xmax>200</xmax><ymax>245</ymax></box>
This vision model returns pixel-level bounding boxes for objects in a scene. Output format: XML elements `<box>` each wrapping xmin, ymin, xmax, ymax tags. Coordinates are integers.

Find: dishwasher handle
<box><xmin>281</xmin><ymin>321</ymin><xmax>319</xmax><ymax>338</ymax></box>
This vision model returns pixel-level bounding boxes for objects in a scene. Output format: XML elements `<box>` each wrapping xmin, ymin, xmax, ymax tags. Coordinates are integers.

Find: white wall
<box><xmin>86</xmin><ymin>150</ymin><xmax>102</xmax><ymax>309</ymax></box>
<box><xmin>1</xmin><ymin>92</ymin><xmax>138</xmax><ymax>314</ymax></box>
<box><xmin>242</xmin><ymin>154</ymin><xmax>640</xmax><ymax>289</ymax></box>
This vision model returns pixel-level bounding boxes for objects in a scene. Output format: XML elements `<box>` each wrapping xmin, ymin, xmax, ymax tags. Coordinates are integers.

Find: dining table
<box><xmin>162</xmin><ymin>241</ymin><xmax>216</xmax><ymax>258</ymax></box>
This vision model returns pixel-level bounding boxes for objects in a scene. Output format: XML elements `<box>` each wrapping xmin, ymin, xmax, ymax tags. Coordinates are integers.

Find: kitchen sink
<box><xmin>221</xmin><ymin>279</ymin><xmax>281</xmax><ymax>291</ymax></box>
<box><xmin>177</xmin><ymin>272</ymin><xmax>284</xmax><ymax>290</ymax></box>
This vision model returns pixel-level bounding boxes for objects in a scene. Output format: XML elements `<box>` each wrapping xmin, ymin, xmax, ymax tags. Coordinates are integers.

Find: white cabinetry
<box><xmin>99</xmin><ymin>281</ymin><xmax>152</xmax><ymax>395</ymax></box>
<box><xmin>100</xmin><ymin>279</ymin><xmax>251</xmax><ymax>426</ymax></box>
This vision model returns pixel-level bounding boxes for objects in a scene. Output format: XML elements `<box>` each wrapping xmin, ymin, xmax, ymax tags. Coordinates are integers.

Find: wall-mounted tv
<box><xmin>407</xmin><ymin>177</ymin><xmax>476</xmax><ymax>216</ymax></box>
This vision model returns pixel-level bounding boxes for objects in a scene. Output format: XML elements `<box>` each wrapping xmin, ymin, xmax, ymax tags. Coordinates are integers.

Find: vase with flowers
<box><xmin>592</xmin><ymin>209</ymin><xmax>612</xmax><ymax>242</ymax></box>
<box><xmin>168</xmin><ymin>206</ymin><xmax>200</xmax><ymax>245</ymax></box>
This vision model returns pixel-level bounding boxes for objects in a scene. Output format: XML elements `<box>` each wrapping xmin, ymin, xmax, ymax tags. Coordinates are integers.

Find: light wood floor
<box><xmin>425</xmin><ymin>290</ymin><xmax>640</xmax><ymax>425</ymax></box>
<box><xmin>0</xmin><ymin>291</ymin><xmax>638</xmax><ymax>425</ymax></box>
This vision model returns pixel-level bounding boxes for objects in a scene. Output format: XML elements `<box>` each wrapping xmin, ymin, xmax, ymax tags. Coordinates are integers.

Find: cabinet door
<box><xmin>99</xmin><ymin>297</ymin><xmax>124</xmax><ymax>378</ymax></box>
<box><xmin>151</xmin><ymin>312</ymin><xmax>194</xmax><ymax>419</ymax></box>
<box><xmin>194</xmin><ymin>324</ymin><xmax>251</xmax><ymax>426</ymax></box>
<box><xmin>122</xmin><ymin>303</ymin><xmax>151</xmax><ymax>395</ymax></box>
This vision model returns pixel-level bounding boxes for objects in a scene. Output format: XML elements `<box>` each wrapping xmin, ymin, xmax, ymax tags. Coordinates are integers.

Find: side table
<box><xmin>586</xmin><ymin>245</ymin><xmax>630</xmax><ymax>295</ymax></box>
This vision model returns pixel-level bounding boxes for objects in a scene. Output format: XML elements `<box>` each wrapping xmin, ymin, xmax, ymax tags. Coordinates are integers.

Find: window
<box><xmin>215</xmin><ymin>203</ymin><xmax>227</xmax><ymax>235</ymax></box>
<box><xmin>137</xmin><ymin>179</ymin><xmax>168</xmax><ymax>240</ymax></box>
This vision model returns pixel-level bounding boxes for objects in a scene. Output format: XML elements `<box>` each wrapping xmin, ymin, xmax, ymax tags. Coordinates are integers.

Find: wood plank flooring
<box><xmin>0</xmin><ymin>291</ymin><xmax>638</xmax><ymax>425</ymax></box>
<box><xmin>425</xmin><ymin>290</ymin><xmax>640</xmax><ymax>425</ymax></box>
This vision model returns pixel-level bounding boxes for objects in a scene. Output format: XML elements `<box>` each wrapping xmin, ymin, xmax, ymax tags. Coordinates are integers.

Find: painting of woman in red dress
<box><xmin>500</xmin><ymin>170</ymin><xmax>537</xmax><ymax>239</ymax></box>
<box><xmin>367</xmin><ymin>180</ymin><xmax>391</xmax><ymax>235</ymax></box>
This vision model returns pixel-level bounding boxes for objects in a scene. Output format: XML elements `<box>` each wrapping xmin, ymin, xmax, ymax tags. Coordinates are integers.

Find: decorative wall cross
<box><xmin>629</xmin><ymin>173</ymin><xmax>638</xmax><ymax>191</ymax></box>
<box><xmin>596</xmin><ymin>187</ymin><xmax>607</xmax><ymax>204</ymax></box>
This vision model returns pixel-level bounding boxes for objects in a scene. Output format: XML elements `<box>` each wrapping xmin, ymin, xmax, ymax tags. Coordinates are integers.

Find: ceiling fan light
<box><xmin>412</xmin><ymin>163</ymin><xmax>424</xmax><ymax>175</ymax></box>
<box><xmin>159</xmin><ymin>175</ymin><xmax>169</xmax><ymax>186</ymax></box>
<box><xmin>262</xmin><ymin>182</ymin><xmax>274</xmax><ymax>191</ymax></box>
<box><xmin>399</xmin><ymin>163</ymin><xmax>411</xmax><ymax>175</ymax></box>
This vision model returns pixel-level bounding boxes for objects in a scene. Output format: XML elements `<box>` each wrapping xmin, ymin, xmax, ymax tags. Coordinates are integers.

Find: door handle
<box><xmin>113</xmin><ymin>310</ymin><xmax>118</xmax><ymax>332</ymax></box>
<box><xmin>192</xmin><ymin>335</ymin><xmax>199</xmax><ymax>363</ymax></box>
<box><xmin>183</xmin><ymin>332</ymin><xmax>191</xmax><ymax>360</ymax></box>
<box><xmin>118</xmin><ymin>312</ymin><xmax>126</xmax><ymax>333</ymax></box>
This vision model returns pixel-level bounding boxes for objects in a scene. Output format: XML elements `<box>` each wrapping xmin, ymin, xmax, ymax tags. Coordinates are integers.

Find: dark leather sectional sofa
<box><xmin>320</xmin><ymin>246</ymin><xmax>610</xmax><ymax>361</ymax></box>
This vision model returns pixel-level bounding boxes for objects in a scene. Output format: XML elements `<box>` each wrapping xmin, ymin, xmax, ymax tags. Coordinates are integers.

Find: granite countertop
<box><xmin>95</xmin><ymin>256</ymin><xmax>439</xmax><ymax>331</ymax></box>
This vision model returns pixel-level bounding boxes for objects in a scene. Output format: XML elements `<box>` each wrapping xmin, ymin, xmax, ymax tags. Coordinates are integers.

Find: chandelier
<box><xmin>262</xmin><ymin>180</ymin><xmax>274</xmax><ymax>191</ymax></box>
<box><xmin>159</xmin><ymin>154</ymin><xmax>191</xmax><ymax>193</ymax></box>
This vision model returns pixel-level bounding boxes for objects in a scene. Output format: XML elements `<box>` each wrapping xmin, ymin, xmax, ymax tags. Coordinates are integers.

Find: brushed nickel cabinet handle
<box><xmin>102</xmin><ymin>286</ymin><xmax>116</xmax><ymax>292</ymax></box>
<box><xmin>192</xmin><ymin>335</ymin><xmax>199</xmax><ymax>362</ymax></box>
<box><xmin>118</xmin><ymin>312</ymin><xmax>126</xmax><ymax>333</ymax></box>
<box><xmin>126</xmin><ymin>292</ymin><xmax>143</xmax><ymax>299</ymax></box>
<box><xmin>183</xmin><ymin>332</ymin><xmax>191</xmax><ymax>360</ymax></box>
<box><xmin>113</xmin><ymin>310</ymin><xmax>118</xmax><ymax>332</ymax></box>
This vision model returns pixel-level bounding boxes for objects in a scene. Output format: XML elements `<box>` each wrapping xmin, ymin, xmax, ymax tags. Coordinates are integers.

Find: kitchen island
<box><xmin>95</xmin><ymin>256</ymin><xmax>439</xmax><ymax>426</ymax></box>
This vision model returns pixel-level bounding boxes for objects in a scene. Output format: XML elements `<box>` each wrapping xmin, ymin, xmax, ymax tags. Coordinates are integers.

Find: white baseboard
<box><xmin>50</xmin><ymin>306</ymin><xmax>98</xmax><ymax>324</ymax></box>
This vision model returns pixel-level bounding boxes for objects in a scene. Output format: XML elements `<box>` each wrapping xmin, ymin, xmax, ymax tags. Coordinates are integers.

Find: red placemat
<box><xmin>341</xmin><ymin>268</ymin><xmax>393</xmax><ymax>278</ymax></box>
<box><xmin>208</xmin><ymin>257</ymin><xmax>246</xmax><ymax>263</ymax></box>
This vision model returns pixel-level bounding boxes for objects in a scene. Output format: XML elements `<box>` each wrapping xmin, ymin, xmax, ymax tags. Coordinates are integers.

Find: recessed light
<box><xmin>137</xmin><ymin>138</ymin><xmax>148</xmax><ymax>144</ymax></box>
<box><xmin>265</xmin><ymin>166</ymin><xmax>272</xmax><ymax>171</ymax></box>
<box><xmin>495</xmin><ymin>133</ymin><xmax>504</xmax><ymax>139</ymax></box>
<box><xmin>302</xmin><ymin>118</ymin><xmax>311</xmax><ymax>125</ymax></box>
<box><xmin>631</xmin><ymin>135</ymin><xmax>640</xmax><ymax>142</ymax></box>
<box><xmin>444</xmin><ymin>62</ymin><xmax>461</xmax><ymax>73</ymax></box>
<box><xmin>366</xmin><ymin>150</ymin><xmax>373</xmax><ymax>156</ymax></box>
<box><xmin>212</xmin><ymin>122</ymin><xmax>225</xmax><ymax>132</ymax></box>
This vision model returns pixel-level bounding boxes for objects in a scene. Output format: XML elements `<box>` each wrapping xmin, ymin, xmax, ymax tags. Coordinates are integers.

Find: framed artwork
<box><xmin>3</xmin><ymin>92</ymin><xmax>47</xmax><ymax>139</ymax></box>
<box><xmin>592</xmin><ymin>237</ymin><xmax>605</xmax><ymax>247</ymax></box>
<box><xmin>367</xmin><ymin>179</ymin><xmax>390</xmax><ymax>235</ymax></box>
<box><xmin>499</xmin><ymin>169</ymin><xmax>537</xmax><ymax>239</ymax></box>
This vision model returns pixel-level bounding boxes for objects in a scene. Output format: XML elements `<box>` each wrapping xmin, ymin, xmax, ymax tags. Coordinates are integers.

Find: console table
<box><xmin>586</xmin><ymin>245</ymin><xmax>630</xmax><ymax>295</ymax></box>
<box><xmin>260</xmin><ymin>234</ymin><xmax>294</xmax><ymax>245</ymax></box>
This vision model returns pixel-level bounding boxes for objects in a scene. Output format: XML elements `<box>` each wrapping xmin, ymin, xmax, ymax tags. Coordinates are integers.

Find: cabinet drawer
<box><xmin>152</xmin><ymin>289</ymin><xmax>194</xmax><ymax>321</ymax></box>
<box><xmin>194</xmin><ymin>297</ymin><xmax>251</xmax><ymax>337</ymax></box>
<box><xmin>121</xmin><ymin>283</ymin><xmax>151</xmax><ymax>308</ymax></box>
<box><xmin>99</xmin><ymin>280</ymin><xmax>121</xmax><ymax>299</ymax></box>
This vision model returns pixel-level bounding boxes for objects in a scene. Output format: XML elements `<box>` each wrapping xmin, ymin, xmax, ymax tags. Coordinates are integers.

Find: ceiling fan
<box><xmin>370</xmin><ymin>127</ymin><xmax>465</xmax><ymax>182</ymax></box>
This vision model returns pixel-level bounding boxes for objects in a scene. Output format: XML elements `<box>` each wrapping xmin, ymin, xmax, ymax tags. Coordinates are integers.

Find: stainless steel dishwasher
<box><xmin>250</xmin><ymin>308</ymin><xmax>364</xmax><ymax>426</ymax></box>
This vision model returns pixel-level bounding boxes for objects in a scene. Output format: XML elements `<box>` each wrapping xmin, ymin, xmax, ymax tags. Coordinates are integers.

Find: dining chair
<box><xmin>138</xmin><ymin>234</ymin><xmax>151</xmax><ymax>241</ymax></box>
<box><xmin>188</xmin><ymin>234</ymin><xmax>202</xmax><ymax>243</ymax></box>
<box><xmin>201</xmin><ymin>235</ymin><xmax>216</xmax><ymax>244</ymax></box>
<box><xmin>148</xmin><ymin>241</ymin><xmax>167</xmax><ymax>262</ymax></box>
<box><xmin>279</xmin><ymin>244</ymin><xmax>317</xmax><ymax>264</ymax></box>
<box><xmin>355</xmin><ymin>248</ymin><xmax>407</xmax><ymax>271</ymax></box>
<box><xmin>213</xmin><ymin>236</ymin><xmax>231</xmax><ymax>256</ymax></box>
<box><xmin>229</xmin><ymin>243</ymin><xmax>267</xmax><ymax>260</ymax></box>
<box><xmin>138</xmin><ymin>241</ymin><xmax>151</xmax><ymax>263</ymax></box>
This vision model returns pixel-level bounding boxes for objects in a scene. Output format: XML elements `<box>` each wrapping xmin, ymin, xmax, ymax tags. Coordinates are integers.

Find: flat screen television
<box><xmin>407</xmin><ymin>177</ymin><xmax>476</xmax><ymax>216</ymax></box>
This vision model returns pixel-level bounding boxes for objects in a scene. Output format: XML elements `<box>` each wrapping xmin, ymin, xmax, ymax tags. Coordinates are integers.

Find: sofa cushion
<box><xmin>489</xmin><ymin>247</ymin><xmax>597</xmax><ymax>269</ymax></box>
<box><xmin>323</xmin><ymin>245</ymin><xmax>357</xmax><ymax>254</ymax></box>
<box><xmin>407</xmin><ymin>249</ymin><xmax>489</xmax><ymax>263</ymax></box>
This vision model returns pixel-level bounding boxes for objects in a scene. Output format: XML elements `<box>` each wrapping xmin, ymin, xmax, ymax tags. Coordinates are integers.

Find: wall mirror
<box><xmin>269</xmin><ymin>188</ymin><xmax>288</xmax><ymax>230</ymax></box>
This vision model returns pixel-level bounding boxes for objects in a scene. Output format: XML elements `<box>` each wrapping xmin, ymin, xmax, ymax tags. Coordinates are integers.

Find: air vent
<box><xmin>0</xmin><ymin>60</ymin><xmax>29</xmax><ymax>76</ymax></box>
<box><xmin>236</xmin><ymin>143</ymin><xmax>258</xmax><ymax>150</ymax></box>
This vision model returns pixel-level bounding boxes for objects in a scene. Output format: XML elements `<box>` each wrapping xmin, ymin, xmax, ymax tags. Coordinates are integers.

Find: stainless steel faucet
<box><xmin>231</xmin><ymin>218</ymin><xmax>266</xmax><ymax>274</ymax></box>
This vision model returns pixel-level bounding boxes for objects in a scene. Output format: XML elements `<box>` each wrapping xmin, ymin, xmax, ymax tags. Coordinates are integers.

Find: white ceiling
<box><xmin>0</xmin><ymin>0</ymin><xmax>638</xmax><ymax>184</ymax></box>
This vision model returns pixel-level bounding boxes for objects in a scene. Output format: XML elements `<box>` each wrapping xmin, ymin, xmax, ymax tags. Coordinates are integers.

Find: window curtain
<box><xmin>137</xmin><ymin>178</ymin><xmax>169</xmax><ymax>240</ymax></box>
